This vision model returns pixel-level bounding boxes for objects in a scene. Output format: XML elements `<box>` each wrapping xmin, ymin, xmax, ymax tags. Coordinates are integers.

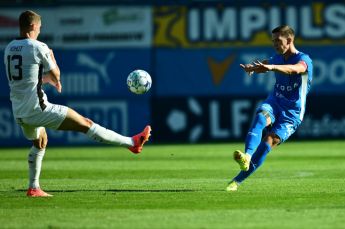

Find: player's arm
<box><xmin>41</xmin><ymin>48</ymin><xmax>62</xmax><ymax>93</ymax></box>
<box><xmin>269</xmin><ymin>61</ymin><xmax>307</xmax><ymax>75</ymax></box>
<box><xmin>252</xmin><ymin>60</ymin><xmax>307</xmax><ymax>75</ymax></box>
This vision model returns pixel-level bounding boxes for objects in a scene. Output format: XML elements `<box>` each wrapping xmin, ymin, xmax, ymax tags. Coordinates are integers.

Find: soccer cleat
<box><xmin>233</xmin><ymin>150</ymin><xmax>251</xmax><ymax>171</ymax></box>
<box><xmin>27</xmin><ymin>188</ymin><xmax>53</xmax><ymax>197</ymax></box>
<box><xmin>128</xmin><ymin>125</ymin><xmax>152</xmax><ymax>154</ymax></box>
<box><xmin>226</xmin><ymin>181</ymin><xmax>239</xmax><ymax>192</ymax></box>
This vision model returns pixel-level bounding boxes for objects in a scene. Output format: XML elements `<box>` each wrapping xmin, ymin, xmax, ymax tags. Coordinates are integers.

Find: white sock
<box><xmin>28</xmin><ymin>146</ymin><xmax>45</xmax><ymax>189</ymax></box>
<box><xmin>86</xmin><ymin>123</ymin><xmax>133</xmax><ymax>147</ymax></box>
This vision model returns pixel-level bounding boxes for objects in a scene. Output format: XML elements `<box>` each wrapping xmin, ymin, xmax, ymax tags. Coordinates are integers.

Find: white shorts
<box><xmin>15</xmin><ymin>103</ymin><xmax>68</xmax><ymax>140</ymax></box>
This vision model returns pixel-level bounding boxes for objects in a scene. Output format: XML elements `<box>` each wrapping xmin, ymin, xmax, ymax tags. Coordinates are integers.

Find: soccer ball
<box><xmin>127</xmin><ymin>69</ymin><xmax>152</xmax><ymax>94</ymax></box>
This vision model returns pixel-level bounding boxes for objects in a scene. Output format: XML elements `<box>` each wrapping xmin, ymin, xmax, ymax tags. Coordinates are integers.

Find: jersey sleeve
<box><xmin>300</xmin><ymin>54</ymin><xmax>311</xmax><ymax>69</ymax></box>
<box><xmin>300</xmin><ymin>54</ymin><xmax>313</xmax><ymax>81</ymax></box>
<box><xmin>35</xmin><ymin>42</ymin><xmax>57</xmax><ymax>72</ymax></box>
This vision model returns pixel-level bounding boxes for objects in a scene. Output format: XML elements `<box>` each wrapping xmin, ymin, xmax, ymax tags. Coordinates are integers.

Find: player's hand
<box><xmin>240</xmin><ymin>60</ymin><xmax>274</xmax><ymax>75</ymax></box>
<box><xmin>240</xmin><ymin>63</ymin><xmax>255</xmax><ymax>76</ymax></box>
<box><xmin>55</xmin><ymin>81</ymin><xmax>62</xmax><ymax>93</ymax></box>
<box><xmin>42</xmin><ymin>75</ymin><xmax>62</xmax><ymax>93</ymax></box>
<box><xmin>49</xmin><ymin>80</ymin><xmax>62</xmax><ymax>93</ymax></box>
<box><xmin>252</xmin><ymin>61</ymin><xmax>273</xmax><ymax>73</ymax></box>
<box><xmin>42</xmin><ymin>76</ymin><xmax>50</xmax><ymax>84</ymax></box>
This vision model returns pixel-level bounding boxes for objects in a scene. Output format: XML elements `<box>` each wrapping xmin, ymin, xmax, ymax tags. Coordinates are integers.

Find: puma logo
<box><xmin>77</xmin><ymin>52</ymin><xmax>115</xmax><ymax>84</ymax></box>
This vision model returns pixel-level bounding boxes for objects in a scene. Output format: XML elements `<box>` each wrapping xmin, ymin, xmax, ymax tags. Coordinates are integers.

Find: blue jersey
<box><xmin>268</xmin><ymin>51</ymin><xmax>313</xmax><ymax>120</ymax></box>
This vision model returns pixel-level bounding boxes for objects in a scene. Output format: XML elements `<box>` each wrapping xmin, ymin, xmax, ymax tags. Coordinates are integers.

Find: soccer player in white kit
<box><xmin>4</xmin><ymin>10</ymin><xmax>152</xmax><ymax>197</ymax></box>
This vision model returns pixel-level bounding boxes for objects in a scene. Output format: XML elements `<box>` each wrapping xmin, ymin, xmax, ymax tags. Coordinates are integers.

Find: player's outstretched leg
<box><xmin>128</xmin><ymin>125</ymin><xmax>152</xmax><ymax>154</ymax></box>
<box><xmin>227</xmin><ymin>141</ymin><xmax>271</xmax><ymax>192</ymax></box>
<box><xmin>62</xmin><ymin>109</ymin><xmax>152</xmax><ymax>152</ymax></box>
<box><xmin>233</xmin><ymin>112</ymin><xmax>267</xmax><ymax>172</ymax></box>
<box><xmin>245</xmin><ymin>112</ymin><xmax>267</xmax><ymax>155</ymax></box>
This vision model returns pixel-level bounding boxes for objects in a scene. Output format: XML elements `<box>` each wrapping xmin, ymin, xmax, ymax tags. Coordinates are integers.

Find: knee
<box><xmin>251</xmin><ymin>111</ymin><xmax>271</xmax><ymax>130</ymax></box>
<box><xmin>259</xmin><ymin>111</ymin><xmax>272</xmax><ymax>126</ymax></box>
<box><xmin>264</xmin><ymin>133</ymin><xmax>280</xmax><ymax>147</ymax></box>
<box><xmin>256</xmin><ymin>112</ymin><xmax>267</xmax><ymax>126</ymax></box>
<box><xmin>80</xmin><ymin>118</ymin><xmax>93</xmax><ymax>133</ymax></box>
<box><xmin>85</xmin><ymin>118</ymin><xmax>93</xmax><ymax>126</ymax></box>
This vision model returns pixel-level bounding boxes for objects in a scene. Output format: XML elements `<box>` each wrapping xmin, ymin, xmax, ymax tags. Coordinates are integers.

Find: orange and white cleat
<box><xmin>27</xmin><ymin>188</ymin><xmax>53</xmax><ymax>197</ymax></box>
<box><xmin>128</xmin><ymin>125</ymin><xmax>152</xmax><ymax>154</ymax></box>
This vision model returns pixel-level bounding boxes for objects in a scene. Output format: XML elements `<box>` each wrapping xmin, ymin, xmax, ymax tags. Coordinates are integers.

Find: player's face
<box><xmin>271</xmin><ymin>33</ymin><xmax>289</xmax><ymax>55</ymax></box>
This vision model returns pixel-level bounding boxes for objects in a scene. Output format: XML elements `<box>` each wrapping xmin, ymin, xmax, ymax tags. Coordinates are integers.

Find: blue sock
<box><xmin>245</xmin><ymin>113</ymin><xmax>267</xmax><ymax>156</ymax></box>
<box><xmin>233</xmin><ymin>141</ymin><xmax>271</xmax><ymax>184</ymax></box>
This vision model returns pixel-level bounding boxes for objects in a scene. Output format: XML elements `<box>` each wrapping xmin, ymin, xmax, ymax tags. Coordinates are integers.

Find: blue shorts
<box><xmin>257</xmin><ymin>97</ymin><xmax>302</xmax><ymax>143</ymax></box>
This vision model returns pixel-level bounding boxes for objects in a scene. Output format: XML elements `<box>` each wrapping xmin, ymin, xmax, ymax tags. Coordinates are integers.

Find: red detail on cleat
<box><xmin>128</xmin><ymin>125</ymin><xmax>152</xmax><ymax>154</ymax></box>
<box><xmin>27</xmin><ymin>188</ymin><xmax>53</xmax><ymax>197</ymax></box>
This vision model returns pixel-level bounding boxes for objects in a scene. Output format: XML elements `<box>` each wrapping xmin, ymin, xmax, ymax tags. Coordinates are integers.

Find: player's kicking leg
<box><xmin>128</xmin><ymin>125</ymin><xmax>152</xmax><ymax>154</ymax></box>
<box><xmin>85</xmin><ymin>122</ymin><xmax>152</xmax><ymax>154</ymax></box>
<box><xmin>226</xmin><ymin>151</ymin><xmax>251</xmax><ymax>192</ymax></box>
<box><xmin>58</xmin><ymin>108</ymin><xmax>152</xmax><ymax>153</ymax></box>
<box><xmin>226</xmin><ymin>110</ymin><xmax>271</xmax><ymax>192</ymax></box>
<box><xmin>227</xmin><ymin>141</ymin><xmax>272</xmax><ymax>192</ymax></box>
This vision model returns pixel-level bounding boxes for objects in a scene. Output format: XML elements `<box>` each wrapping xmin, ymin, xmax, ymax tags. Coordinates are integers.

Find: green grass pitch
<box><xmin>0</xmin><ymin>141</ymin><xmax>345</xmax><ymax>228</ymax></box>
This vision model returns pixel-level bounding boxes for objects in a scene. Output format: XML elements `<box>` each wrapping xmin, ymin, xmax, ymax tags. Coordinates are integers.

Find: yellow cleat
<box><xmin>226</xmin><ymin>181</ymin><xmax>239</xmax><ymax>192</ymax></box>
<box><xmin>233</xmin><ymin>150</ymin><xmax>251</xmax><ymax>171</ymax></box>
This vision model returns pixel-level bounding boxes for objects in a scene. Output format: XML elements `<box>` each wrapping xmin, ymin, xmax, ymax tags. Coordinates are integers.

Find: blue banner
<box><xmin>151</xmin><ymin>95</ymin><xmax>345</xmax><ymax>143</ymax></box>
<box><xmin>155</xmin><ymin>46</ymin><xmax>345</xmax><ymax>96</ymax></box>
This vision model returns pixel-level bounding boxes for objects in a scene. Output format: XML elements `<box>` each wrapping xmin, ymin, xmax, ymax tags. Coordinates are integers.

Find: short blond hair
<box><xmin>19</xmin><ymin>10</ymin><xmax>41</xmax><ymax>31</ymax></box>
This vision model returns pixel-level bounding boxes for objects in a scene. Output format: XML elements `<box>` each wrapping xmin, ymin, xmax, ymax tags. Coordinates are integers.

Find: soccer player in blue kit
<box><xmin>226</xmin><ymin>25</ymin><xmax>313</xmax><ymax>191</ymax></box>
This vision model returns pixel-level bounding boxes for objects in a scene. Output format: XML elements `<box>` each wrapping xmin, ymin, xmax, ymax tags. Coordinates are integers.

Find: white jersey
<box><xmin>4</xmin><ymin>38</ymin><xmax>56</xmax><ymax>118</ymax></box>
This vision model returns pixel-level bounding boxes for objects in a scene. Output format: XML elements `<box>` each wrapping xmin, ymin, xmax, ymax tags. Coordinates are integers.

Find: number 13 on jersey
<box><xmin>7</xmin><ymin>55</ymin><xmax>23</xmax><ymax>81</ymax></box>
